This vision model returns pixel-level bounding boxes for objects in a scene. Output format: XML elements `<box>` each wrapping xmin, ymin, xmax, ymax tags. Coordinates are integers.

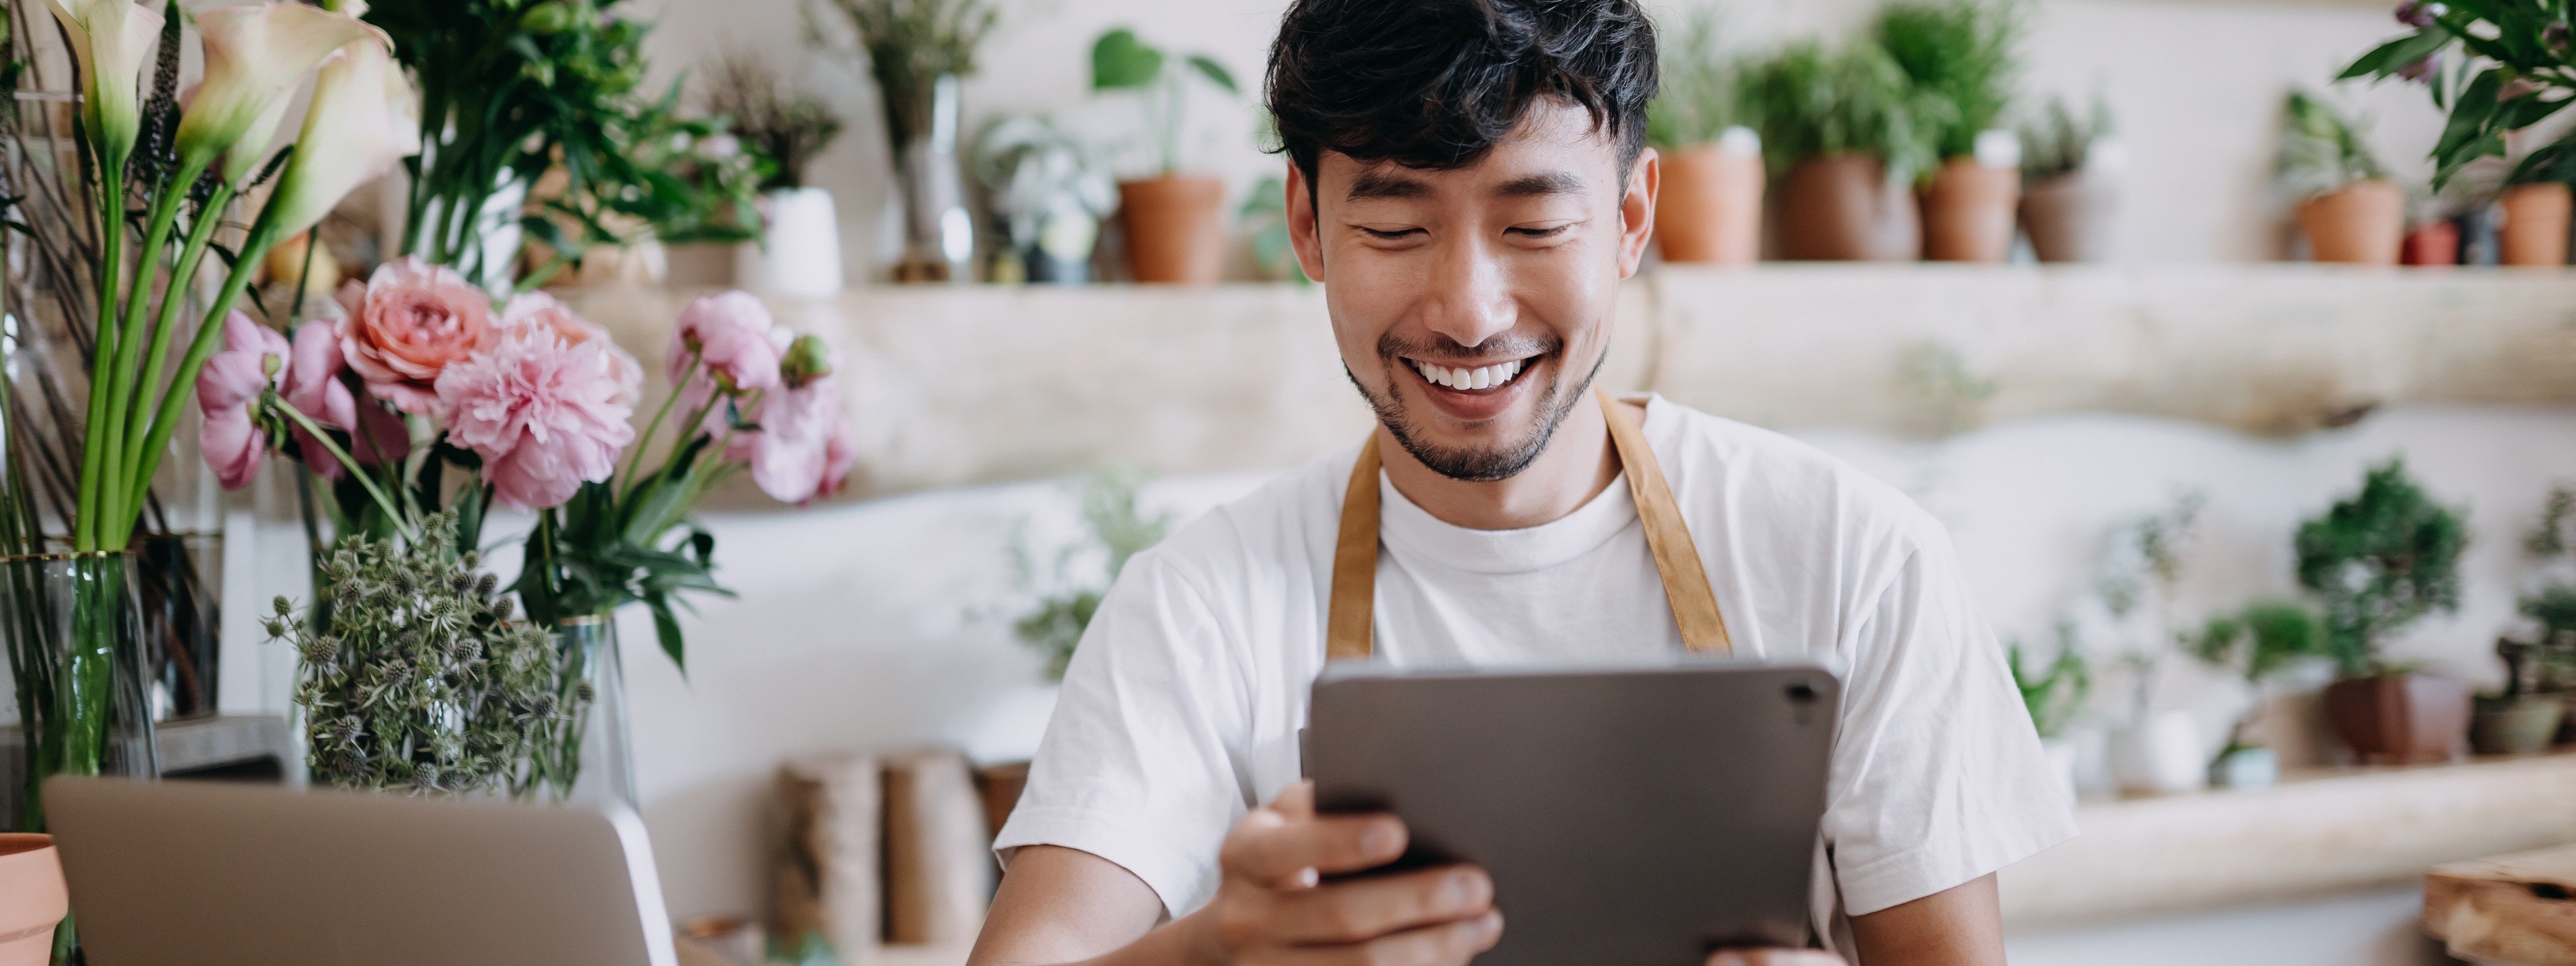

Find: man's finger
<box><xmin>1267</xmin><ymin>864</ymin><xmax>1492</xmax><ymax>943</ymax></box>
<box><xmin>1279</xmin><ymin>911</ymin><xmax>1504</xmax><ymax>966</ymax></box>
<box><xmin>1269</xmin><ymin>781</ymin><xmax>1317</xmax><ymax>820</ymax></box>
<box><xmin>1220</xmin><ymin>809</ymin><xmax>1408</xmax><ymax>885</ymax></box>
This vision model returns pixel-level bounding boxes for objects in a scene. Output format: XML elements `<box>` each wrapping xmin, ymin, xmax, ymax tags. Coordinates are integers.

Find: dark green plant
<box><xmin>2339</xmin><ymin>1</ymin><xmax>2576</xmax><ymax>190</ymax></box>
<box><xmin>2019</xmin><ymin>91</ymin><xmax>2112</xmax><ymax>181</ymax></box>
<box><xmin>2277</xmin><ymin>89</ymin><xmax>2389</xmax><ymax>201</ymax></box>
<box><xmin>1009</xmin><ymin>469</ymin><xmax>1174</xmax><ymax>681</ymax></box>
<box><xmin>2517</xmin><ymin>486</ymin><xmax>2576</xmax><ymax>691</ymax></box>
<box><xmin>1241</xmin><ymin>175</ymin><xmax>1311</xmax><ymax>285</ymax></box>
<box><xmin>268</xmin><ymin>511</ymin><xmax>569</xmax><ymax>797</ymax></box>
<box><xmin>2008</xmin><ymin>621</ymin><xmax>2090</xmax><ymax>739</ymax></box>
<box><xmin>811</xmin><ymin>0</ymin><xmax>1001</xmax><ymax>153</ymax></box>
<box><xmin>1091</xmin><ymin>27</ymin><xmax>1239</xmax><ymax>176</ymax></box>
<box><xmin>1743</xmin><ymin>40</ymin><xmax>1939</xmax><ymax>180</ymax></box>
<box><xmin>2189</xmin><ymin>601</ymin><xmax>2326</xmax><ymax>749</ymax></box>
<box><xmin>1647</xmin><ymin>9</ymin><xmax>1759</xmax><ymax>149</ymax></box>
<box><xmin>703</xmin><ymin>48</ymin><xmax>846</xmax><ymax>191</ymax></box>
<box><xmin>2293</xmin><ymin>459</ymin><xmax>2467</xmax><ymax>678</ymax></box>
<box><xmin>1875</xmin><ymin>0</ymin><xmax>2025</xmax><ymax>161</ymax></box>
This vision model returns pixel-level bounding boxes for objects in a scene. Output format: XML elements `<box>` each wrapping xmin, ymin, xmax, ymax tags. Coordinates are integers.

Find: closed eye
<box><xmin>1359</xmin><ymin>226</ymin><xmax>1425</xmax><ymax>241</ymax></box>
<box><xmin>1509</xmin><ymin>223</ymin><xmax>1575</xmax><ymax>239</ymax></box>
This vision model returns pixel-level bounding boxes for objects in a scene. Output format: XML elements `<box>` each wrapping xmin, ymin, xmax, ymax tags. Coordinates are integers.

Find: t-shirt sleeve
<box><xmin>991</xmin><ymin>549</ymin><xmax>1250</xmax><ymax>919</ymax></box>
<box><xmin>1821</xmin><ymin>525</ymin><xmax>2078</xmax><ymax>917</ymax></box>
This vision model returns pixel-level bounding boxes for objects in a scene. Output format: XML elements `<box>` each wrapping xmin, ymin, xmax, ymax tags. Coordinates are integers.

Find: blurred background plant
<box><xmin>1005</xmin><ymin>469</ymin><xmax>1173</xmax><ymax>681</ymax></box>
<box><xmin>2275</xmin><ymin>89</ymin><xmax>2390</xmax><ymax>203</ymax></box>
<box><xmin>809</xmin><ymin>0</ymin><xmax>999</xmax><ymax>157</ymax></box>
<box><xmin>971</xmin><ymin>114</ymin><xmax>1116</xmax><ymax>283</ymax></box>
<box><xmin>2019</xmin><ymin>91</ymin><xmax>2113</xmax><ymax>182</ymax></box>
<box><xmin>2189</xmin><ymin>601</ymin><xmax>2327</xmax><ymax>751</ymax></box>
<box><xmin>2340</xmin><ymin>0</ymin><xmax>2576</xmax><ymax>190</ymax></box>
<box><xmin>703</xmin><ymin>47</ymin><xmax>847</xmax><ymax>192</ymax></box>
<box><xmin>1647</xmin><ymin>9</ymin><xmax>1759</xmax><ymax>152</ymax></box>
<box><xmin>1743</xmin><ymin>39</ymin><xmax>1938</xmax><ymax>181</ymax></box>
<box><xmin>2295</xmin><ymin>460</ymin><xmax>2466</xmax><ymax>678</ymax></box>
<box><xmin>1874</xmin><ymin>0</ymin><xmax>2026</xmax><ymax>163</ymax></box>
<box><xmin>1090</xmin><ymin>27</ymin><xmax>1239</xmax><ymax>177</ymax></box>
<box><xmin>2010</xmin><ymin>621</ymin><xmax>2091</xmax><ymax>739</ymax></box>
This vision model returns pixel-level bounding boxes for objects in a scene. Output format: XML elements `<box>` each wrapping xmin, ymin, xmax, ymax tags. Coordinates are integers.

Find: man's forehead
<box><xmin>1321</xmin><ymin>103</ymin><xmax>1619</xmax><ymax>203</ymax></box>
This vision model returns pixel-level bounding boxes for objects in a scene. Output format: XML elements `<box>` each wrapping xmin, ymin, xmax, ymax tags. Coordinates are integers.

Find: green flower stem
<box><xmin>75</xmin><ymin>146</ymin><xmax>133</xmax><ymax>552</ymax></box>
<box><xmin>267</xmin><ymin>400</ymin><xmax>413</xmax><ymax>543</ymax></box>
<box><xmin>121</xmin><ymin>180</ymin><xmax>237</xmax><ymax>483</ymax></box>
<box><xmin>119</xmin><ymin>207</ymin><xmax>285</xmax><ymax>531</ymax></box>
<box><xmin>101</xmin><ymin>158</ymin><xmax>211</xmax><ymax>520</ymax></box>
<box><xmin>621</xmin><ymin>353</ymin><xmax>700</xmax><ymax>493</ymax></box>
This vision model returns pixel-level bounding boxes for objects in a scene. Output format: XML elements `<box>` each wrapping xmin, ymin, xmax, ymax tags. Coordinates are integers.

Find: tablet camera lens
<box><xmin>1785</xmin><ymin>681</ymin><xmax>1819</xmax><ymax>704</ymax></box>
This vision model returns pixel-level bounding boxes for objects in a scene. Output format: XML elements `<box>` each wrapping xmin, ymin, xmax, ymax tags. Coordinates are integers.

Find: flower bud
<box><xmin>780</xmin><ymin>333</ymin><xmax>835</xmax><ymax>388</ymax></box>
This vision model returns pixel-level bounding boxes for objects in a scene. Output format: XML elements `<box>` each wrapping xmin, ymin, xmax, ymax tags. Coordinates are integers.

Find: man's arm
<box><xmin>1845</xmin><ymin>873</ymin><xmax>2005</xmax><ymax>966</ymax></box>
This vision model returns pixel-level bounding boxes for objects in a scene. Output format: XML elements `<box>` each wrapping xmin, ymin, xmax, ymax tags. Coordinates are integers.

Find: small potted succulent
<box><xmin>2278</xmin><ymin>90</ymin><xmax>2404</xmax><ymax>265</ymax></box>
<box><xmin>1646</xmin><ymin>10</ymin><xmax>1765</xmax><ymax>265</ymax></box>
<box><xmin>707</xmin><ymin>49</ymin><xmax>849</xmax><ymax>299</ymax></box>
<box><xmin>2009</xmin><ymin>622</ymin><xmax>2089</xmax><ymax>801</ymax></box>
<box><xmin>2188</xmin><ymin>602</ymin><xmax>2326</xmax><ymax>789</ymax></box>
<box><xmin>2300</xmin><ymin>460</ymin><xmax>2472</xmax><ymax>763</ymax></box>
<box><xmin>2095</xmin><ymin>496</ymin><xmax>2211</xmax><ymax>796</ymax></box>
<box><xmin>1747</xmin><ymin>41</ymin><xmax>1937</xmax><ymax>261</ymax></box>
<box><xmin>1093</xmin><ymin>27</ymin><xmax>1240</xmax><ymax>283</ymax></box>
<box><xmin>1877</xmin><ymin>0</ymin><xmax>2027</xmax><ymax>263</ymax></box>
<box><xmin>2017</xmin><ymin>93</ymin><xmax>2119</xmax><ymax>263</ymax></box>
<box><xmin>971</xmin><ymin>114</ymin><xmax>1117</xmax><ymax>284</ymax></box>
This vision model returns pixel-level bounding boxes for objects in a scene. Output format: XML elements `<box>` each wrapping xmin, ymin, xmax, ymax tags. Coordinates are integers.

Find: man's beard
<box><xmin>1348</xmin><ymin>332</ymin><xmax>1605</xmax><ymax>483</ymax></box>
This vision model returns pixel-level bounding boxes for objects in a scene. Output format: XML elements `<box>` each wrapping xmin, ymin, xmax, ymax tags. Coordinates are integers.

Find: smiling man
<box><xmin>965</xmin><ymin>1</ymin><xmax>2074</xmax><ymax>965</ymax></box>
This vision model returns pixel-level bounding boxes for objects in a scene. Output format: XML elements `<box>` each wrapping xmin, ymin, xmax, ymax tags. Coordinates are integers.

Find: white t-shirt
<box><xmin>995</xmin><ymin>395</ymin><xmax>2075</xmax><ymax>945</ymax></box>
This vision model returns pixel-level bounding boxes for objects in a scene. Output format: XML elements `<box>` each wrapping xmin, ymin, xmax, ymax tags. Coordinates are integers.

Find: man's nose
<box><xmin>1417</xmin><ymin>234</ymin><xmax>1516</xmax><ymax>349</ymax></box>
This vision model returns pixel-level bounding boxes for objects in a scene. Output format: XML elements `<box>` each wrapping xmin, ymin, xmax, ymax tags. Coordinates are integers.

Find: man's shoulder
<box><xmin>1645</xmin><ymin>396</ymin><xmax>1943</xmax><ymax>554</ymax></box>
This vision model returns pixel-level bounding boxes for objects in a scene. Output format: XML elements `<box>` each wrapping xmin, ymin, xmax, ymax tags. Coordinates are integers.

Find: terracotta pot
<box><xmin>1919</xmin><ymin>158</ymin><xmax>2021</xmax><ymax>263</ymax></box>
<box><xmin>2019</xmin><ymin>173</ymin><xmax>2115</xmax><ymax>263</ymax></box>
<box><xmin>0</xmin><ymin>834</ymin><xmax>64</xmax><ymax>966</ymax></box>
<box><xmin>2323</xmin><ymin>673</ymin><xmax>2471</xmax><ymax>764</ymax></box>
<box><xmin>1775</xmin><ymin>154</ymin><xmax>1919</xmax><ymax>261</ymax></box>
<box><xmin>2295</xmin><ymin>179</ymin><xmax>2405</xmax><ymax>265</ymax></box>
<box><xmin>1655</xmin><ymin>143</ymin><xmax>1765</xmax><ymax>265</ymax></box>
<box><xmin>2401</xmin><ymin>221</ymin><xmax>2459</xmax><ymax>266</ymax></box>
<box><xmin>2471</xmin><ymin>694</ymin><xmax>2567</xmax><ymax>756</ymax></box>
<box><xmin>2499</xmin><ymin>182</ymin><xmax>2571</xmax><ymax>267</ymax></box>
<box><xmin>1117</xmin><ymin>176</ymin><xmax>1227</xmax><ymax>284</ymax></box>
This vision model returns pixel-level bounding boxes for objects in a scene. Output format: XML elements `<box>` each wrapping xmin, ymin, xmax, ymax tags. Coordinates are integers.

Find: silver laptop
<box><xmin>45</xmin><ymin>777</ymin><xmax>679</xmax><ymax>966</ymax></box>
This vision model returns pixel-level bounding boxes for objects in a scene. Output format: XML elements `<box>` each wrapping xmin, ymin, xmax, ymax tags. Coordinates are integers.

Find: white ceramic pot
<box><xmin>2109</xmin><ymin>710</ymin><xmax>2205</xmax><ymax>795</ymax></box>
<box><xmin>736</xmin><ymin>187</ymin><xmax>845</xmax><ymax>300</ymax></box>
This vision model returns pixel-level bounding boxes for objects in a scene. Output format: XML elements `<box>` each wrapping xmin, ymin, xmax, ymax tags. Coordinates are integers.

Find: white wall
<box><xmin>633</xmin><ymin>0</ymin><xmax>2458</xmax><ymax>274</ymax></box>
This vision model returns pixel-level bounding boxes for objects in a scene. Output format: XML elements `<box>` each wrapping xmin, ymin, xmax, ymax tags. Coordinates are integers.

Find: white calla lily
<box><xmin>44</xmin><ymin>0</ymin><xmax>164</xmax><ymax>163</ymax></box>
<box><xmin>267</xmin><ymin>37</ymin><xmax>420</xmax><ymax>241</ymax></box>
<box><xmin>178</xmin><ymin>3</ymin><xmax>386</xmax><ymax>185</ymax></box>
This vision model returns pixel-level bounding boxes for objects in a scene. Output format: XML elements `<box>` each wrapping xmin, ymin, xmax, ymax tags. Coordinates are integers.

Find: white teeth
<box><xmin>1414</xmin><ymin>359</ymin><xmax>1527</xmax><ymax>390</ymax></box>
<box><xmin>1473</xmin><ymin>366</ymin><xmax>1495</xmax><ymax>389</ymax></box>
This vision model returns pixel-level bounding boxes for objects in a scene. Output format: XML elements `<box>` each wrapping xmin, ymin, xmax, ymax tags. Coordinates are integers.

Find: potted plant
<box><xmin>2188</xmin><ymin>602</ymin><xmax>2326</xmax><ymax>789</ymax></box>
<box><xmin>0</xmin><ymin>833</ymin><xmax>64</xmax><ymax>966</ymax></box>
<box><xmin>815</xmin><ymin>0</ymin><xmax>1001</xmax><ymax>283</ymax></box>
<box><xmin>2017</xmin><ymin>93</ymin><xmax>2119</xmax><ymax>263</ymax></box>
<box><xmin>1093</xmin><ymin>28</ymin><xmax>1240</xmax><ymax>283</ymax></box>
<box><xmin>2278</xmin><ymin>90</ymin><xmax>2403</xmax><ymax>265</ymax></box>
<box><xmin>2095</xmin><ymin>495</ymin><xmax>2211</xmax><ymax>795</ymax></box>
<box><xmin>708</xmin><ymin>49</ymin><xmax>849</xmax><ymax>299</ymax></box>
<box><xmin>2299</xmin><ymin>460</ymin><xmax>2471</xmax><ymax>764</ymax></box>
<box><xmin>2474</xmin><ymin>638</ymin><xmax>2567</xmax><ymax>755</ymax></box>
<box><xmin>1647</xmin><ymin>10</ymin><xmax>1764</xmax><ymax>265</ymax></box>
<box><xmin>1746</xmin><ymin>41</ymin><xmax>1937</xmax><ymax>261</ymax></box>
<box><xmin>1877</xmin><ymin>0</ymin><xmax>2027</xmax><ymax>263</ymax></box>
<box><xmin>2513</xmin><ymin>486</ymin><xmax>2576</xmax><ymax>745</ymax></box>
<box><xmin>2008</xmin><ymin>622</ymin><xmax>2089</xmax><ymax>801</ymax></box>
<box><xmin>1241</xmin><ymin>175</ymin><xmax>1313</xmax><ymax>285</ymax></box>
<box><xmin>971</xmin><ymin>114</ymin><xmax>1117</xmax><ymax>284</ymax></box>
<box><xmin>2499</xmin><ymin>176</ymin><xmax>2571</xmax><ymax>267</ymax></box>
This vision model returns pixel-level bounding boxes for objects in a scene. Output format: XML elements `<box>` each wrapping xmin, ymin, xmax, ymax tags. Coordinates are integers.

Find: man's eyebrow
<box><xmin>1497</xmin><ymin>171</ymin><xmax>1585</xmax><ymax>197</ymax></box>
<box><xmin>1346</xmin><ymin>169</ymin><xmax>1429</xmax><ymax>201</ymax></box>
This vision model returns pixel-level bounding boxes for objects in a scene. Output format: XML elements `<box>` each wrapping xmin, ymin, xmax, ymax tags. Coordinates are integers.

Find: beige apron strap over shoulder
<box><xmin>1323</xmin><ymin>389</ymin><xmax>1732</xmax><ymax>661</ymax></box>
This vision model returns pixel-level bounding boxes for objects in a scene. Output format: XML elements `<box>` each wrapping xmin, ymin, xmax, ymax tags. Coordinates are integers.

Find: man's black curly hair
<box><xmin>1265</xmin><ymin>0</ymin><xmax>1659</xmax><ymax>196</ymax></box>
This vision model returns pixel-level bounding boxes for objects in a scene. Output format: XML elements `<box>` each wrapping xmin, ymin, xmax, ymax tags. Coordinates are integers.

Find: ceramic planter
<box><xmin>2499</xmin><ymin>182</ymin><xmax>2571</xmax><ymax>267</ymax></box>
<box><xmin>1776</xmin><ymin>154</ymin><xmax>1919</xmax><ymax>261</ymax></box>
<box><xmin>0</xmin><ymin>834</ymin><xmax>64</xmax><ymax>966</ymax></box>
<box><xmin>1655</xmin><ymin>138</ymin><xmax>1765</xmax><ymax>265</ymax></box>
<box><xmin>2401</xmin><ymin>220</ymin><xmax>2459</xmax><ymax>266</ymax></box>
<box><xmin>2019</xmin><ymin>173</ymin><xmax>2115</xmax><ymax>263</ymax></box>
<box><xmin>1117</xmin><ymin>175</ymin><xmax>1228</xmax><ymax>284</ymax></box>
<box><xmin>2109</xmin><ymin>710</ymin><xmax>2204</xmax><ymax>795</ymax></box>
<box><xmin>2323</xmin><ymin>673</ymin><xmax>2471</xmax><ymax>764</ymax></box>
<box><xmin>2295</xmin><ymin>179</ymin><xmax>2404</xmax><ymax>265</ymax></box>
<box><xmin>1919</xmin><ymin>158</ymin><xmax>2021</xmax><ymax>263</ymax></box>
<box><xmin>735</xmin><ymin>187</ymin><xmax>846</xmax><ymax>300</ymax></box>
<box><xmin>2209</xmin><ymin>746</ymin><xmax>2279</xmax><ymax>791</ymax></box>
<box><xmin>2470</xmin><ymin>694</ymin><xmax>2567</xmax><ymax>756</ymax></box>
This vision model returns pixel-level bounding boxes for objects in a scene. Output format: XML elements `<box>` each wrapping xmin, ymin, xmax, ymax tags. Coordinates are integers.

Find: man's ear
<box><xmin>1618</xmin><ymin>147</ymin><xmax>1660</xmax><ymax>279</ymax></box>
<box><xmin>1287</xmin><ymin>161</ymin><xmax>1327</xmax><ymax>283</ymax></box>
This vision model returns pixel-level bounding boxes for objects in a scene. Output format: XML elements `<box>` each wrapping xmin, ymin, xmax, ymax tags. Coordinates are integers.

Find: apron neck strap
<box><xmin>1325</xmin><ymin>389</ymin><xmax>1733</xmax><ymax>661</ymax></box>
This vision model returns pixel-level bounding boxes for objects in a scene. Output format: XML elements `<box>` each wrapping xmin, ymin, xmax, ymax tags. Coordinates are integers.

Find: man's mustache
<box><xmin>1375</xmin><ymin>331</ymin><xmax>1562</xmax><ymax>363</ymax></box>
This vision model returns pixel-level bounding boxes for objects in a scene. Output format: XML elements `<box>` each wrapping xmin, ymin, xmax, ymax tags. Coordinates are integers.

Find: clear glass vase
<box><xmin>888</xmin><ymin>74</ymin><xmax>973</xmax><ymax>283</ymax></box>
<box><xmin>0</xmin><ymin>551</ymin><xmax>158</xmax><ymax>832</ymax></box>
<box><xmin>525</xmin><ymin>614</ymin><xmax>635</xmax><ymax>806</ymax></box>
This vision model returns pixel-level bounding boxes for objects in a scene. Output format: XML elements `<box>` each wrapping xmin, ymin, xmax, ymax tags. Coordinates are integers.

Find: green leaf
<box><xmin>1091</xmin><ymin>28</ymin><xmax>1163</xmax><ymax>91</ymax></box>
<box><xmin>2338</xmin><ymin>29</ymin><xmax>2448</xmax><ymax>81</ymax></box>
<box><xmin>647</xmin><ymin>594</ymin><xmax>685</xmax><ymax>676</ymax></box>
<box><xmin>2432</xmin><ymin>68</ymin><xmax>2504</xmax><ymax>160</ymax></box>
<box><xmin>1185</xmin><ymin>55</ymin><xmax>1237</xmax><ymax>95</ymax></box>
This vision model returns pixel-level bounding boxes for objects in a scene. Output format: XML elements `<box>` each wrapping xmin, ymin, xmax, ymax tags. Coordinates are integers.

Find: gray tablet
<box><xmin>1307</xmin><ymin>659</ymin><xmax>1839</xmax><ymax>964</ymax></box>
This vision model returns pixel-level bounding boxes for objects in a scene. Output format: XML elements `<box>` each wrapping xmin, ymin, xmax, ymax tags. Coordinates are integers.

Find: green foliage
<box><xmin>2189</xmin><ymin>601</ymin><xmax>2327</xmax><ymax>686</ymax></box>
<box><xmin>811</xmin><ymin>0</ymin><xmax>999</xmax><ymax>150</ymax></box>
<box><xmin>1009</xmin><ymin>469</ymin><xmax>1175</xmax><ymax>681</ymax></box>
<box><xmin>2019</xmin><ymin>91</ymin><xmax>2112</xmax><ymax>181</ymax></box>
<box><xmin>2517</xmin><ymin>486</ymin><xmax>2576</xmax><ymax>692</ymax></box>
<box><xmin>1742</xmin><ymin>40</ymin><xmax>1939</xmax><ymax>181</ymax></box>
<box><xmin>2009</xmin><ymin>621</ymin><xmax>2090</xmax><ymax>738</ymax></box>
<box><xmin>1240</xmin><ymin>175</ymin><xmax>1310</xmax><ymax>285</ymax></box>
<box><xmin>2339</xmin><ymin>3</ymin><xmax>2576</xmax><ymax>191</ymax></box>
<box><xmin>2276</xmin><ymin>89</ymin><xmax>2389</xmax><ymax>201</ymax></box>
<box><xmin>2095</xmin><ymin>493</ymin><xmax>2203</xmax><ymax>623</ymax></box>
<box><xmin>2293</xmin><ymin>459</ymin><xmax>2467</xmax><ymax>678</ymax></box>
<box><xmin>1091</xmin><ymin>28</ymin><xmax>1240</xmax><ymax>175</ymax></box>
<box><xmin>1647</xmin><ymin>9</ymin><xmax>1759</xmax><ymax>149</ymax></box>
<box><xmin>703</xmin><ymin>48</ymin><xmax>846</xmax><ymax>191</ymax></box>
<box><xmin>268</xmin><ymin>511</ymin><xmax>569</xmax><ymax>797</ymax></box>
<box><xmin>1874</xmin><ymin>0</ymin><xmax>2026</xmax><ymax>160</ymax></box>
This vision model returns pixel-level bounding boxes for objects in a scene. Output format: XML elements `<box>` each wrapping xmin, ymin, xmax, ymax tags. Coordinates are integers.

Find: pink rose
<box><xmin>502</xmin><ymin>291</ymin><xmax>642</xmax><ymax>407</ymax></box>
<box><xmin>197</xmin><ymin>312</ymin><xmax>288</xmax><ymax>490</ymax></box>
<box><xmin>669</xmin><ymin>291</ymin><xmax>783</xmax><ymax>397</ymax></box>
<box><xmin>737</xmin><ymin>377</ymin><xmax>857</xmax><ymax>505</ymax></box>
<box><xmin>434</xmin><ymin>326</ymin><xmax>639</xmax><ymax>511</ymax></box>
<box><xmin>335</xmin><ymin>257</ymin><xmax>498</xmax><ymax>415</ymax></box>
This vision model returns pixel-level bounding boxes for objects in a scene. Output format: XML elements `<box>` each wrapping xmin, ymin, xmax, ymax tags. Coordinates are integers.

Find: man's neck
<box><xmin>1377</xmin><ymin>396</ymin><xmax>1629</xmax><ymax>531</ymax></box>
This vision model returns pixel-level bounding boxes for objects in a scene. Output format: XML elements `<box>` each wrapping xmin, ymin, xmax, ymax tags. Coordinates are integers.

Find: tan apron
<box><xmin>1324</xmin><ymin>389</ymin><xmax>1733</xmax><ymax>659</ymax></box>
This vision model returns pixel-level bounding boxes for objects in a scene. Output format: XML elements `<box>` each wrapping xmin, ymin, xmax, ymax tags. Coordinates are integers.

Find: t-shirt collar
<box><xmin>1375</xmin><ymin>395</ymin><xmax>1662</xmax><ymax>575</ymax></box>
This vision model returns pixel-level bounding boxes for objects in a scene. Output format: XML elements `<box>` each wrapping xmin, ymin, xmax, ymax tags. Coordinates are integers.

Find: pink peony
<box><xmin>281</xmin><ymin>321</ymin><xmax>415</xmax><ymax>480</ymax></box>
<box><xmin>502</xmin><ymin>291</ymin><xmax>642</xmax><ymax>407</ymax></box>
<box><xmin>669</xmin><ymin>291</ymin><xmax>783</xmax><ymax>397</ymax></box>
<box><xmin>197</xmin><ymin>312</ymin><xmax>288</xmax><ymax>489</ymax></box>
<box><xmin>335</xmin><ymin>257</ymin><xmax>498</xmax><ymax>415</ymax></box>
<box><xmin>737</xmin><ymin>377</ymin><xmax>857</xmax><ymax>505</ymax></box>
<box><xmin>434</xmin><ymin>326</ymin><xmax>639</xmax><ymax>511</ymax></box>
